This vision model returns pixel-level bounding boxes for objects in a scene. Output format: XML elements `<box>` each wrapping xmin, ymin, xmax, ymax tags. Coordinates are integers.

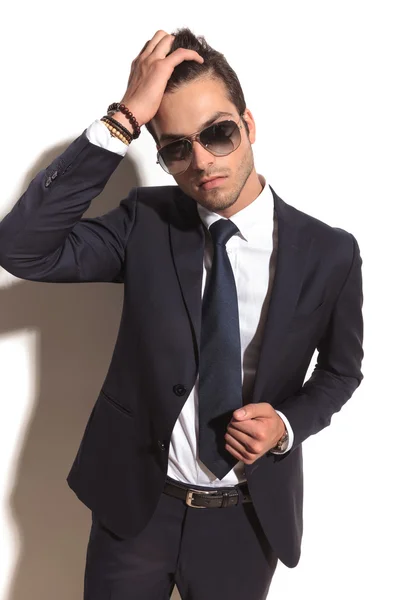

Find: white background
<box><xmin>0</xmin><ymin>1</ymin><xmax>399</xmax><ymax>599</ymax></box>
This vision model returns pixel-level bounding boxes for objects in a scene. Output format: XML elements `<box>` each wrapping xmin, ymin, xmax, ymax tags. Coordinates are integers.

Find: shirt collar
<box><xmin>197</xmin><ymin>174</ymin><xmax>274</xmax><ymax>247</ymax></box>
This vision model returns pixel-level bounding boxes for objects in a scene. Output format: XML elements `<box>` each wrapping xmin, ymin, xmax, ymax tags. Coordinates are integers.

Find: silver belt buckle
<box><xmin>186</xmin><ymin>488</ymin><xmax>220</xmax><ymax>509</ymax></box>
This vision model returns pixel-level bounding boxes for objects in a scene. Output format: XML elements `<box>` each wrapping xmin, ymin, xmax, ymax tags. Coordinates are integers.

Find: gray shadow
<box><xmin>0</xmin><ymin>138</ymin><xmax>183</xmax><ymax>599</ymax></box>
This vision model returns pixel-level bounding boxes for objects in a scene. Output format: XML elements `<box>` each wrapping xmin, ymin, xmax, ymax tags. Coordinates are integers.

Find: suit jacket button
<box><xmin>158</xmin><ymin>440</ymin><xmax>166</xmax><ymax>451</ymax></box>
<box><xmin>173</xmin><ymin>384</ymin><xmax>186</xmax><ymax>397</ymax></box>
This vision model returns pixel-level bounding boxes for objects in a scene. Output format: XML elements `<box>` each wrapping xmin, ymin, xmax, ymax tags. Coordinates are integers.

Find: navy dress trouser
<box><xmin>83</xmin><ymin>476</ymin><xmax>278</xmax><ymax>600</ymax></box>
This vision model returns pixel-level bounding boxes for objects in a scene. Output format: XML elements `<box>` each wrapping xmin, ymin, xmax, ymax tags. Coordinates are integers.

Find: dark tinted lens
<box><xmin>158</xmin><ymin>139</ymin><xmax>191</xmax><ymax>174</ymax></box>
<box><xmin>200</xmin><ymin>120</ymin><xmax>240</xmax><ymax>155</ymax></box>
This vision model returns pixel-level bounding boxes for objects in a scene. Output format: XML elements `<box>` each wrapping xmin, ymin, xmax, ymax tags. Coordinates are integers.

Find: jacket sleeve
<box><xmin>0</xmin><ymin>130</ymin><xmax>136</xmax><ymax>284</ymax></box>
<box><xmin>274</xmin><ymin>233</ymin><xmax>364</xmax><ymax>459</ymax></box>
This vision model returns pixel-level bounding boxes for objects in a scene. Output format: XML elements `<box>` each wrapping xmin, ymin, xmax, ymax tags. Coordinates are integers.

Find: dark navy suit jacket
<box><xmin>0</xmin><ymin>130</ymin><xmax>364</xmax><ymax>567</ymax></box>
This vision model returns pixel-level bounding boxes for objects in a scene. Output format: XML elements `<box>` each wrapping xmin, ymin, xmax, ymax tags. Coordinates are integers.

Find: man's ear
<box><xmin>242</xmin><ymin>108</ymin><xmax>256</xmax><ymax>144</ymax></box>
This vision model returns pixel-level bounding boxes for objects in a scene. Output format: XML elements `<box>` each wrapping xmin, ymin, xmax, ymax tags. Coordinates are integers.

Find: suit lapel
<box><xmin>169</xmin><ymin>190</ymin><xmax>204</xmax><ymax>365</ymax></box>
<box><xmin>251</xmin><ymin>186</ymin><xmax>314</xmax><ymax>403</ymax></box>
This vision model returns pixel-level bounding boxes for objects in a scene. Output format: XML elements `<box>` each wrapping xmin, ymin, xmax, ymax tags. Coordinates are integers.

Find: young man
<box><xmin>0</xmin><ymin>28</ymin><xmax>364</xmax><ymax>600</ymax></box>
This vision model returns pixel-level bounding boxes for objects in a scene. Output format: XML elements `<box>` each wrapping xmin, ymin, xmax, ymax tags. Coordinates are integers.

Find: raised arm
<box><xmin>0</xmin><ymin>134</ymin><xmax>136</xmax><ymax>283</ymax></box>
<box><xmin>0</xmin><ymin>30</ymin><xmax>204</xmax><ymax>284</ymax></box>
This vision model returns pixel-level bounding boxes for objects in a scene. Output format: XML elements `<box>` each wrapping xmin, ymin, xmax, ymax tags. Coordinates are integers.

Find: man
<box><xmin>0</xmin><ymin>27</ymin><xmax>364</xmax><ymax>600</ymax></box>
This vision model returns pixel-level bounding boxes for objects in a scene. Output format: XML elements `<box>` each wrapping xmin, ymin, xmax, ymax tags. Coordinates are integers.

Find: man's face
<box><xmin>150</xmin><ymin>77</ymin><xmax>257</xmax><ymax>214</ymax></box>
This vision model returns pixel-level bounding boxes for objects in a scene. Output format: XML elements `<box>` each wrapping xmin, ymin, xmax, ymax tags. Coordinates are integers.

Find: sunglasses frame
<box><xmin>156</xmin><ymin>114</ymin><xmax>244</xmax><ymax>175</ymax></box>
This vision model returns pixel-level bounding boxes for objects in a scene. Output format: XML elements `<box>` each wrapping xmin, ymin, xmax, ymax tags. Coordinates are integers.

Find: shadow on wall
<box><xmin>0</xmin><ymin>137</ymin><xmax>182</xmax><ymax>600</ymax></box>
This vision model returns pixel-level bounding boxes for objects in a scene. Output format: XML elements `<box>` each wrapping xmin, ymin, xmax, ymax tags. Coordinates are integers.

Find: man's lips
<box><xmin>198</xmin><ymin>176</ymin><xmax>227</xmax><ymax>190</ymax></box>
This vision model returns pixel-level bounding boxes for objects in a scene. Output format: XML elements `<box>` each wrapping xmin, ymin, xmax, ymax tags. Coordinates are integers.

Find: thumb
<box><xmin>233</xmin><ymin>404</ymin><xmax>254</xmax><ymax>420</ymax></box>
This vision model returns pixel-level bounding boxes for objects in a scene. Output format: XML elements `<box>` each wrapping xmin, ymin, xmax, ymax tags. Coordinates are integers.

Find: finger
<box><xmin>228</xmin><ymin>420</ymin><xmax>261</xmax><ymax>439</ymax></box>
<box><xmin>225</xmin><ymin>435</ymin><xmax>259</xmax><ymax>463</ymax></box>
<box><xmin>225</xmin><ymin>444</ymin><xmax>247</xmax><ymax>462</ymax></box>
<box><xmin>165</xmin><ymin>47</ymin><xmax>204</xmax><ymax>68</ymax></box>
<box><xmin>226</xmin><ymin>427</ymin><xmax>253</xmax><ymax>447</ymax></box>
<box><xmin>234</xmin><ymin>402</ymin><xmax>274</xmax><ymax>421</ymax></box>
<box><xmin>225</xmin><ymin>432</ymin><xmax>249</xmax><ymax>454</ymax></box>
<box><xmin>134</xmin><ymin>30</ymin><xmax>170</xmax><ymax>61</ymax></box>
<box><xmin>225</xmin><ymin>432</ymin><xmax>260</xmax><ymax>457</ymax></box>
<box><xmin>129</xmin><ymin>31</ymin><xmax>172</xmax><ymax>84</ymax></box>
<box><xmin>137</xmin><ymin>40</ymin><xmax>150</xmax><ymax>57</ymax></box>
<box><xmin>151</xmin><ymin>33</ymin><xmax>176</xmax><ymax>59</ymax></box>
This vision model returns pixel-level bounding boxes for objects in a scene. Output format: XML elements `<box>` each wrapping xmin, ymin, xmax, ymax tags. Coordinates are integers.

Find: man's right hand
<box><xmin>112</xmin><ymin>30</ymin><xmax>204</xmax><ymax>132</ymax></box>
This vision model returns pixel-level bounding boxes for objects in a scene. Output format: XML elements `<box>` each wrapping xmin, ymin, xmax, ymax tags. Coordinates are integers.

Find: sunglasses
<box><xmin>156</xmin><ymin>117</ymin><xmax>244</xmax><ymax>175</ymax></box>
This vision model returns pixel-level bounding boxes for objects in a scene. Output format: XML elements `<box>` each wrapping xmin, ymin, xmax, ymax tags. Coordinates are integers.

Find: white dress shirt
<box><xmin>85</xmin><ymin>120</ymin><xmax>294</xmax><ymax>488</ymax></box>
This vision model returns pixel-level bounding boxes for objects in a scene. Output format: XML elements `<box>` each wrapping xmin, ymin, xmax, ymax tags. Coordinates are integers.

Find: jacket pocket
<box><xmin>100</xmin><ymin>390</ymin><xmax>134</xmax><ymax>419</ymax></box>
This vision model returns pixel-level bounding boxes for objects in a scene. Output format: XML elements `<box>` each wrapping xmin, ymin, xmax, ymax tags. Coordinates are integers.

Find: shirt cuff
<box><xmin>271</xmin><ymin>410</ymin><xmax>294</xmax><ymax>454</ymax></box>
<box><xmin>85</xmin><ymin>119</ymin><xmax>129</xmax><ymax>157</ymax></box>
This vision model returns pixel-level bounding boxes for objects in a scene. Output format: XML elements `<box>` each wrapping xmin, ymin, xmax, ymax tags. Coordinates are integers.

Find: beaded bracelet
<box><xmin>108</xmin><ymin>102</ymin><xmax>141</xmax><ymax>139</ymax></box>
<box><xmin>101</xmin><ymin>120</ymin><xmax>130</xmax><ymax>145</ymax></box>
<box><xmin>103</xmin><ymin>124</ymin><xmax>130</xmax><ymax>145</ymax></box>
<box><xmin>103</xmin><ymin>114</ymin><xmax>134</xmax><ymax>141</ymax></box>
<box><xmin>101</xmin><ymin>121</ymin><xmax>130</xmax><ymax>145</ymax></box>
<box><xmin>101</xmin><ymin>115</ymin><xmax>134</xmax><ymax>143</ymax></box>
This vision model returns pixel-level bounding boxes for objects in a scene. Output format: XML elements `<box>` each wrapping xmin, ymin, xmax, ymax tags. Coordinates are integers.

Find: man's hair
<box><xmin>145</xmin><ymin>27</ymin><xmax>249</xmax><ymax>143</ymax></box>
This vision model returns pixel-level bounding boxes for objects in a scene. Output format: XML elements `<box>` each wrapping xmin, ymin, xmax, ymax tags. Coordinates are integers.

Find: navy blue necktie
<box><xmin>198</xmin><ymin>219</ymin><xmax>243</xmax><ymax>479</ymax></box>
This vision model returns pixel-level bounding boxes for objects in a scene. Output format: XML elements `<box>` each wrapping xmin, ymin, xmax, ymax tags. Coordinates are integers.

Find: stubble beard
<box><xmin>195</xmin><ymin>148</ymin><xmax>254</xmax><ymax>213</ymax></box>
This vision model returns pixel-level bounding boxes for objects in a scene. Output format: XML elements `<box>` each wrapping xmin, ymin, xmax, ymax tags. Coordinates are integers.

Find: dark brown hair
<box><xmin>145</xmin><ymin>27</ymin><xmax>249</xmax><ymax>143</ymax></box>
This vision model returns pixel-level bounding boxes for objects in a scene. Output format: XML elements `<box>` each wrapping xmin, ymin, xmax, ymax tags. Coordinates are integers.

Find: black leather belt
<box><xmin>163</xmin><ymin>478</ymin><xmax>252</xmax><ymax>508</ymax></box>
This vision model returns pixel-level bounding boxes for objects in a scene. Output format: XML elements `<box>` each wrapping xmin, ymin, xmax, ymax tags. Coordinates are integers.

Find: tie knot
<box><xmin>209</xmin><ymin>219</ymin><xmax>239</xmax><ymax>247</ymax></box>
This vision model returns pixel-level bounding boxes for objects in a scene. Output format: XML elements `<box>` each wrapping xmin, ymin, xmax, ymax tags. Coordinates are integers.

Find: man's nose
<box><xmin>190</xmin><ymin>140</ymin><xmax>215</xmax><ymax>171</ymax></box>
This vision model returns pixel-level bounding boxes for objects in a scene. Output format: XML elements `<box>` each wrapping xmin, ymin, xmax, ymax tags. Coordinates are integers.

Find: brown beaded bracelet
<box><xmin>101</xmin><ymin>115</ymin><xmax>134</xmax><ymax>143</ymax></box>
<box><xmin>101</xmin><ymin>120</ymin><xmax>131</xmax><ymax>145</ymax></box>
<box><xmin>108</xmin><ymin>102</ymin><xmax>141</xmax><ymax>139</ymax></box>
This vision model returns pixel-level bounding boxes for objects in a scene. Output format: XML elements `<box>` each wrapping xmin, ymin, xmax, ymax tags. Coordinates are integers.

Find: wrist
<box><xmin>275</xmin><ymin>417</ymin><xmax>286</xmax><ymax>444</ymax></box>
<box><xmin>116</xmin><ymin>100</ymin><xmax>145</xmax><ymax>128</ymax></box>
<box><xmin>107</xmin><ymin>102</ymin><xmax>143</xmax><ymax>140</ymax></box>
<box><xmin>109</xmin><ymin>110</ymin><xmax>135</xmax><ymax>134</ymax></box>
<box><xmin>270</xmin><ymin>419</ymin><xmax>289</xmax><ymax>454</ymax></box>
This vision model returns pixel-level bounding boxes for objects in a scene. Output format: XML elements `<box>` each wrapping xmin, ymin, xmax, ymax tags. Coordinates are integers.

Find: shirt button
<box><xmin>44</xmin><ymin>176</ymin><xmax>52</xmax><ymax>187</ymax></box>
<box><xmin>51</xmin><ymin>170</ymin><xmax>58</xmax><ymax>180</ymax></box>
<box><xmin>173</xmin><ymin>384</ymin><xmax>187</xmax><ymax>397</ymax></box>
<box><xmin>158</xmin><ymin>440</ymin><xmax>166</xmax><ymax>451</ymax></box>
